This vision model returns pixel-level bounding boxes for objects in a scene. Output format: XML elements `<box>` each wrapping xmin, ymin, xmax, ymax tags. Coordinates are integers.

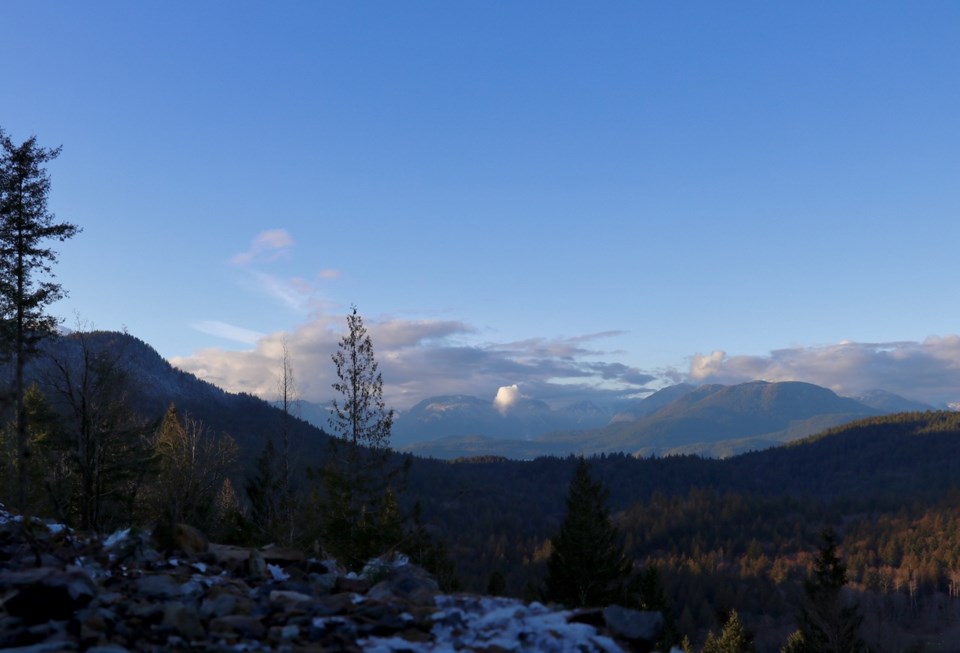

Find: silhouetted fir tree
<box><xmin>245</xmin><ymin>439</ymin><xmax>283</xmax><ymax>544</ymax></box>
<box><xmin>316</xmin><ymin>306</ymin><xmax>402</xmax><ymax>569</ymax></box>
<box><xmin>542</xmin><ymin>457</ymin><xmax>631</xmax><ymax>608</ymax></box>
<box><xmin>0</xmin><ymin>129</ymin><xmax>79</xmax><ymax>511</ymax></box>
<box><xmin>405</xmin><ymin>500</ymin><xmax>460</xmax><ymax>591</ymax></box>
<box><xmin>793</xmin><ymin>528</ymin><xmax>866</xmax><ymax>653</ymax></box>
<box><xmin>636</xmin><ymin>566</ymin><xmax>679</xmax><ymax>650</ymax></box>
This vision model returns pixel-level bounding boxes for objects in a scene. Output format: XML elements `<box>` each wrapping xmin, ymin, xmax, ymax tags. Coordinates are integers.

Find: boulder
<box><xmin>173</xmin><ymin>524</ymin><xmax>208</xmax><ymax>555</ymax></box>
<box><xmin>602</xmin><ymin>605</ymin><xmax>663</xmax><ymax>644</ymax></box>
<box><xmin>1</xmin><ymin>567</ymin><xmax>97</xmax><ymax>623</ymax></box>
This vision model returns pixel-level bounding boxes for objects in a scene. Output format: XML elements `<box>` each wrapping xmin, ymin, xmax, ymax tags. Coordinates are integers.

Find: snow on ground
<box><xmin>359</xmin><ymin>594</ymin><xmax>624</xmax><ymax>653</ymax></box>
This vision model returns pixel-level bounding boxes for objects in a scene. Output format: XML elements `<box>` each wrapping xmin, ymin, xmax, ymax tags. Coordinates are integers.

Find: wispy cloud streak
<box><xmin>231</xmin><ymin>229</ymin><xmax>294</xmax><ymax>265</ymax></box>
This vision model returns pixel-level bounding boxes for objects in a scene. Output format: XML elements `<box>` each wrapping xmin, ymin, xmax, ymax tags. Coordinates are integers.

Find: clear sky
<box><xmin>4</xmin><ymin>2</ymin><xmax>960</xmax><ymax>409</ymax></box>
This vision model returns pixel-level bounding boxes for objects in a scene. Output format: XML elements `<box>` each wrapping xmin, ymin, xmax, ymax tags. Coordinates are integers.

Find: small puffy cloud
<box><xmin>493</xmin><ymin>384</ymin><xmax>522</xmax><ymax>414</ymax></box>
<box><xmin>684</xmin><ymin>336</ymin><xmax>960</xmax><ymax>406</ymax></box>
<box><xmin>231</xmin><ymin>229</ymin><xmax>294</xmax><ymax>265</ymax></box>
<box><xmin>689</xmin><ymin>351</ymin><xmax>729</xmax><ymax>382</ymax></box>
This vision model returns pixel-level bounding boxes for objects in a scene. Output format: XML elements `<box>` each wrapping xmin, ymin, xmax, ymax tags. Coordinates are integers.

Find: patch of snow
<box><xmin>267</xmin><ymin>563</ymin><xmax>289</xmax><ymax>581</ymax></box>
<box><xmin>312</xmin><ymin>616</ymin><xmax>348</xmax><ymax>630</ymax></box>
<box><xmin>46</xmin><ymin>522</ymin><xmax>68</xmax><ymax>534</ymax></box>
<box><xmin>103</xmin><ymin>528</ymin><xmax>131</xmax><ymax>548</ymax></box>
<box><xmin>192</xmin><ymin>561</ymin><xmax>208</xmax><ymax>573</ymax></box>
<box><xmin>361</xmin><ymin>594</ymin><xmax>625</xmax><ymax>652</ymax></box>
<box><xmin>361</xmin><ymin>553</ymin><xmax>409</xmax><ymax>580</ymax></box>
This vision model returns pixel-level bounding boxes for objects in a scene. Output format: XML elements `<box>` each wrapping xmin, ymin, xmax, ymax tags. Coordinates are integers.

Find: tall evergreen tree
<box><xmin>543</xmin><ymin>457</ymin><xmax>632</xmax><ymax>608</ymax></box>
<box><xmin>317</xmin><ymin>306</ymin><xmax>399</xmax><ymax>568</ymax></box>
<box><xmin>276</xmin><ymin>336</ymin><xmax>299</xmax><ymax>544</ymax></box>
<box><xmin>0</xmin><ymin>129</ymin><xmax>79</xmax><ymax>511</ymax></box>
<box><xmin>793</xmin><ymin>528</ymin><xmax>866</xmax><ymax>653</ymax></box>
<box><xmin>245</xmin><ymin>438</ymin><xmax>283</xmax><ymax>543</ymax></box>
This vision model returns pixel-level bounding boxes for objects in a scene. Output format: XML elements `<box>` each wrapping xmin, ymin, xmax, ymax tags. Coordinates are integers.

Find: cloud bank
<box><xmin>687</xmin><ymin>336</ymin><xmax>960</xmax><ymax>406</ymax></box>
<box><xmin>171</xmin><ymin>314</ymin><xmax>654</xmax><ymax>410</ymax></box>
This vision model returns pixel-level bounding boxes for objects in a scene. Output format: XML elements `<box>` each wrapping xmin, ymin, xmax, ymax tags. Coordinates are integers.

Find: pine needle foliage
<box><xmin>0</xmin><ymin>129</ymin><xmax>79</xmax><ymax>511</ymax></box>
<box><xmin>793</xmin><ymin>528</ymin><xmax>867</xmax><ymax>653</ymax></box>
<box><xmin>543</xmin><ymin>457</ymin><xmax>632</xmax><ymax>608</ymax></box>
<box><xmin>703</xmin><ymin>610</ymin><xmax>755</xmax><ymax>653</ymax></box>
<box><xmin>317</xmin><ymin>306</ymin><xmax>400</xmax><ymax>569</ymax></box>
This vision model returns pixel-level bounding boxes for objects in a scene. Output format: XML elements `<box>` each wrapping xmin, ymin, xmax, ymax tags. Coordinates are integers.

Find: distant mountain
<box><xmin>608</xmin><ymin>383</ymin><xmax>696</xmax><ymax>423</ymax></box>
<box><xmin>403</xmin><ymin>381</ymin><xmax>883</xmax><ymax>460</ymax></box>
<box><xmin>391</xmin><ymin>394</ymin><xmax>612</xmax><ymax>447</ymax></box>
<box><xmin>24</xmin><ymin>331</ymin><xmax>332</xmax><ymax>469</ymax></box>
<box><xmin>849</xmin><ymin>389</ymin><xmax>934</xmax><ymax>413</ymax></box>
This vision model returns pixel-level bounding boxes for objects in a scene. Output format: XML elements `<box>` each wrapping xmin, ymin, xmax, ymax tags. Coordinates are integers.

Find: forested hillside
<box><xmin>407</xmin><ymin>413</ymin><xmax>960</xmax><ymax>651</ymax></box>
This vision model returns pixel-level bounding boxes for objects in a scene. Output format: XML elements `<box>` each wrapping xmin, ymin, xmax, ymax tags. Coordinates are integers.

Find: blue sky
<box><xmin>4</xmin><ymin>2</ymin><xmax>960</xmax><ymax>409</ymax></box>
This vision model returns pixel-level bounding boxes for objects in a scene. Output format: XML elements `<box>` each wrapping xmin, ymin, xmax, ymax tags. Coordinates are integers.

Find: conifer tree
<box><xmin>0</xmin><ymin>129</ymin><xmax>79</xmax><ymax>511</ymax></box>
<box><xmin>245</xmin><ymin>438</ymin><xmax>283</xmax><ymax>543</ymax></box>
<box><xmin>317</xmin><ymin>306</ymin><xmax>399</xmax><ymax>568</ymax></box>
<box><xmin>703</xmin><ymin>610</ymin><xmax>755</xmax><ymax>653</ymax></box>
<box><xmin>793</xmin><ymin>528</ymin><xmax>866</xmax><ymax>653</ymax></box>
<box><xmin>406</xmin><ymin>500</ymin><xmax>460</xmax><ymax>591</ymax></box>
<box><xmin>543</xmin><ymin>457</ymin><xmax>631</xmax><ymax>608</ymax></box>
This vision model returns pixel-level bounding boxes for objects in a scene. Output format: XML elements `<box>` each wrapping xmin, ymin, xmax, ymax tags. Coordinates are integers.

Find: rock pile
<box><xmin>0</xmin><ymin>507</ymin><xmax>664</xmax><ymax>652</ymax></box>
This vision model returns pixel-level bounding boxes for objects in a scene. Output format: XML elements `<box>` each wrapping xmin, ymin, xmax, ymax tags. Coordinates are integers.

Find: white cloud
<box><xmin>684</xmin><ymin>336</ymin><xmax>960</xmax><ymax>406</ymax></box>
<box><xmin>191</xmin><ymin>320</ymin><xmax>264</xmax><ymax>345</ymax></box>
<box><xmin>170</xmin><ymin>314</ymin><xmax>654</xmax><ymax>409</ymax></box>
<box><xmin>251</xmin><ymin>271</ymin><xmax>316</xmax><ymax>312</ymax></box>
<box><xmin>231</xmin><ymin>229</ymin><xmax>295</xmax><ymax>265</ymax></box>
<box><xmin>171</xmin><ymin>317</ymin><xmax>960</xmax><ymax>412</ymax></box>
<box><xmin>493</xmin><ymin>384</ymin><xmax>521</xmax><ymax>414</ymax></box>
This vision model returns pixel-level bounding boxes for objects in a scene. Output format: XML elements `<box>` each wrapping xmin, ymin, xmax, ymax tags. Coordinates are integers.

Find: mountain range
<box><xmin>393</xmin><ymin>381</ymin><xmax>933</xmax><ymax>460</ymax></box>
<box><xmin>22</xmin><ymin>330</ymin><xmax>937</xmax><ymax>463</ymax></box>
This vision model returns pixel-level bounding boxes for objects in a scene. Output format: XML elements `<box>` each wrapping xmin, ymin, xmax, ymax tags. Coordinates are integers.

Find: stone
<box><xmin>134</xmin><ymin>574</ymin><xmax>179</xmax><ymax>599</ymax></box>
<box><xmin>162</xmin><ymin>601</ymin><xmax>206</xmax><ymax>640</ymax></box>
<box><xmin>269</xmin><ymin>589</ymin><xmax>313</xmax><ymax>605</ymax></box>
<box><xmin>367</xmin><ymin>565</ymin><xmax>439</xmax><ymax>606</ymax></box>
<box><xmin>209</xmin><ymin>614</ymin><xmax>267</xmax><ymax>639</ymax></box>
<box><xmin>309</xmin><ymin>570</ymin><xmax>339</xmax><ymax>594</ymax></box>
<box><xmin>1</xmin><ymin>642</ymin><xmax>79</xmax><ymax>652</ymax></box>
<box><xmin>2</xmin><ymin>567</ymin><xmax>97</xmax><ymax>623</ymax></box>
<box><xmin>602</xmin><ymin>605</ymin><xmax>663</xmax><ymax>643</ymax></box>
<box><xmin>173</xmin><ymin>523</ymin><xmax>208</xmax><ymax>555</ymax></box>
<box><xmin>200</xmin><ymin>592</ymin><xmax>240</xmax><ymax>619</ymax></box>
<box><xmin>335</xmin><ymin>575</ymin><xmax>371</xmax><ymax>594</ymax></box>
<box><xmin>260</xmin><ymin>545</ymin><xmax>306</xmax><ymax>564</ymax></box>
<box><xmin>247</xmin><ymin>549</ymin><xmax>267</xmax><ymax>578</ymax></box>
<box><xmin>208</xmin><ymin>543</ymin><xmax>251</xmax><ymax>565</ymax></box>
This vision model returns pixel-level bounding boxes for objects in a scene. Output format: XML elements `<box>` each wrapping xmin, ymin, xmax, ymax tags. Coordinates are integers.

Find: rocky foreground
<box><xmin>0</xmin><ymin>508</ymin><xmax>665</xmax><ymax>652</ymax></box>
